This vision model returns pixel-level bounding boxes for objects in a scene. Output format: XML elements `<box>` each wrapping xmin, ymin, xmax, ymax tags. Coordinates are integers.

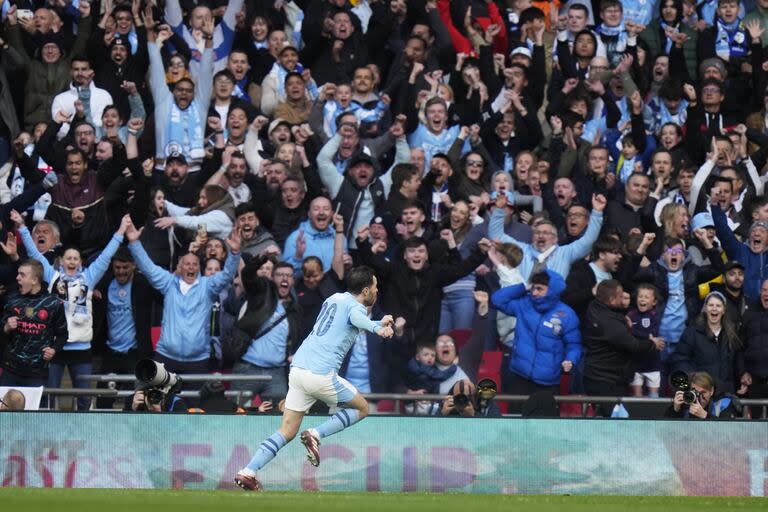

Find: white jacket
<box><xmin>51</xmin><ymin>81</ymin><xmax>113</xmax><ymax>139</ymax></box>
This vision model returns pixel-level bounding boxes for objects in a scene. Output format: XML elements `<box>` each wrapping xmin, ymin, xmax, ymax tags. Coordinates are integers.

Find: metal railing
<box><xmin>29</xmin><ymin>386</ymin><xmax>768</xmax><ymax>418</ymax></box>
<box><xmin>76</xmin><ymin>373</ymin><xmax>272</xmax><ymax>383</ymax></box>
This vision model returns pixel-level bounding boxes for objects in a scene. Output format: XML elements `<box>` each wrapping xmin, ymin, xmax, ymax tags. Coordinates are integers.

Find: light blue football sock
<box><xmin>315</xmin><ymin>408</ymin><xmax>361</xmax><ymax>439</ymax></box>
<box><xmin>245</xmin><ymin>431</ymin><xmax>287</xmax><ymax>472</ymax></box>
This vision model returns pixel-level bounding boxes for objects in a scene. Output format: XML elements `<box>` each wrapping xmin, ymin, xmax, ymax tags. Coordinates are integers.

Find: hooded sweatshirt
<box><xmin>491</xmin><ymin>269</ymin><xmax>582</xmax><ymax>386</ymax></box>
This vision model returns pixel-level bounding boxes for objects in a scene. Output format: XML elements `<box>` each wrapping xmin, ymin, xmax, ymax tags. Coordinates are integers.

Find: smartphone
<box><xmin>17</xmin><ymin>9</ymin><xmax>34</xmax><ymax>21</ymax></box>
<box><xmin>197</xmin><ymin>223</ymin><xmax>207</xmax><ymax>239</ymax></box>
<box><xmin>334</xmin><ymin>202</ymin><xmax>341</xmax><ymax>216</ymax></box>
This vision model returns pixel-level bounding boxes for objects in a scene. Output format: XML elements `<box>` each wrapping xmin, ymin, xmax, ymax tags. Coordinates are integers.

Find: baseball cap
<box><xmin>691</xmin><ymin>212</ymin><xmax>714</xmax><ymax>231</ymax></box>
<box><xmin>166</xmin><ymin>153</ymin><xmax>187</xmax><ymax>165</ymax></box>
<box><xmin>347</xmin><ymin>153</ymin><xmax>377</xmax><ymax>171</ymax></box>
<box><xmin>723</xmin><ymin>260</ymin><xmax>745</xmax><ymax>272</ymax></box>
<box><xmin>268</xmin><ymin>118</ymin><xmax>291</xmax><ymax>135</ymax></box>
<box><xmin>510</xmin><ymin>46</ymin><xmax>532</xmax><ymax>60</ymax></box>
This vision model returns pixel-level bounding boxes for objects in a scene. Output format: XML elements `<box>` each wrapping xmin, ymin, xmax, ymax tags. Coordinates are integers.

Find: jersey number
<box><xmin>312</xmin><ymin>303</ymin><xmax>337</xmax><ymax>337</ymax></box>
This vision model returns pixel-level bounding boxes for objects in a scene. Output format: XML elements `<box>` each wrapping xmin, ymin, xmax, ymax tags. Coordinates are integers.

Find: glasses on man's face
<box><xmin>567</xmin><ymin>212</ymin><xmax>587</xmax><ymax>219</ymax></box>
<box><xmin>702</xmin><ymin>87</ymin><xmax>720</xmax><ymax>94</ymax></box>
<box><xmin>274</xmin><ymin>272</ymin><xmax>294</xmax><ymax>279</ymax></box>
<box><xmin>533</xmin><ymin>230</ymin><xmax>556</xmax><ymax>237</ymax></box>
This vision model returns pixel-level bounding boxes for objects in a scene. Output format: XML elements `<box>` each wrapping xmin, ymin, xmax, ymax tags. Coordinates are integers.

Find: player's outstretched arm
<box><xmin>350</xmin><ymin>309</ymin><xmax>393</xmax><ymax>338</ymax></box>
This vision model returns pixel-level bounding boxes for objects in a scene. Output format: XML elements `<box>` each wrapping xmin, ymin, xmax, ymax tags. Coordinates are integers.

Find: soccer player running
<box><xmin>235</xmin><ymin>266</ymin><xmax>394</xmax><ymax>491</ymax></box>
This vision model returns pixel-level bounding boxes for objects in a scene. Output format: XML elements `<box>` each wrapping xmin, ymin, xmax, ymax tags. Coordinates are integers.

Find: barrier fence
<box><xmin>0</xmin><ymin>413</ymin><xmax>766</xmax><ymax>495</ymax></box>
<box><xmin>26</xmin><ymin>375</ymin><xmax>768</xmax><ymax>418</ymax></box>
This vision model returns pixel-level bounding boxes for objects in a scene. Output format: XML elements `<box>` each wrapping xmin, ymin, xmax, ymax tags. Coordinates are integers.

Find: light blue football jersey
<box><xmin>291</xmin><ymin>292</ymin><xmax>380</xmax><ymax>374</ymax></box>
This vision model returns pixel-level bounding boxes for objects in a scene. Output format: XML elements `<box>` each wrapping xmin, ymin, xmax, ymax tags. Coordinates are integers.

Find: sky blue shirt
<box><xmin>344</xmin><ymin>332</ymin><xmax>371</xmax><ymax>393</ymax></box>
<box><xmin>291</xmin><ymin>292</ymin><xmax>380</xmax><ymax>375</ymax></box>
<box><xmin>106</xmin><ymin>279</ymin><xmax>137</xmax><ymax>353</ymax></box>
<box><xmin>242</xmin><ymin>302</ymin><xmax>289</xmax><ymax>368</ymax></box>
<box><xmin>660</xmin><ymin>270</ymin><xmax>687</xmax><ymax>351</ymax></box>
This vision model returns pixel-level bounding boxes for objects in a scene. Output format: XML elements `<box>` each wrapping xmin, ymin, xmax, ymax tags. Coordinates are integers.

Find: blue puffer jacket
<box><xmin>491</xmin><ymin>269</ymin><xmax>582</xmax><ymax>386</ymax></box>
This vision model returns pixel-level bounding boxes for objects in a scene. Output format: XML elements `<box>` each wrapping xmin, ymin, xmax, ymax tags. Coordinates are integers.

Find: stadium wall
<box><xmin>1</xmin><ymin>413</ymin><xmax>767</xmax><ymax>496</ymax></box>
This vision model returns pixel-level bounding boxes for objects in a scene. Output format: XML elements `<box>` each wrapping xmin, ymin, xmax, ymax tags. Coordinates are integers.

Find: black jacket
<box><xmin>582</xmin><ymin>299</ymin><xmax>657</xmax><ymax>385</ymax></box>
<box><xmin>668</xmin><ymin>323</ymin><xmax>739</xmax><ymax>394</ymax></box>
<box><xmin>357</xmin><ymin>238</ymin><xmax>486</xmax><ymax>346</ymax></box>
<box><xmin>740</xmin><ymin>303</ymin><xmax>768</xmax><ymax>379</ymax></box>
<box><xmin>92</xmin><ymin>272</ymin><xmax>158</xmax><ymax>360</ymax></box>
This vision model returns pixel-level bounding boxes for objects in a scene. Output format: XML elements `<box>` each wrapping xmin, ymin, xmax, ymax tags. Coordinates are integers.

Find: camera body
<box><xmin>134</xmin><ymin>359</ymin><xmax>182</xmax><ymax>408</ymax></box>
<box><xmin>669</xmin><ymin>370</ymin><xmax>700</xmax><ymax>406</ymax></box>
<box><xmin>453</xmin><ymin>392</ymin><xmax>470</xmax><ymax>409</ymax></box>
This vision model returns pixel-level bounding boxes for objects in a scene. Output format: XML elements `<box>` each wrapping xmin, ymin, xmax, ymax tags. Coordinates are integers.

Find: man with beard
<box><xmin>283</xmin><ymin>197</ymin><xmax>342</xmax><ymax>276</ymax></box>
<box><xmin>92</xmin><ymin>34</ymin><xmax>149</xmax><ymax>121</ymax></box>
<box><xmin>44</xmin><ymin>147</ymin><xmax>123</xmax><ymax>259</ymax></box>
<box><xmin>274</xmin><ymin>72</ymin><xmax>313</xmax><ymax>125</ymax></box>
<box><xmin>234</xmin><ymin>203</ymin><xmax>279</xmax><ymax>258</ymax></box>
<box><xmin>51</xmin><ymin>56</ymin><xmax>113</xmax><ymax>139</ymax></box>
<box><xmin>356</xmin><ymin>231</ymin><xmax>491</xmax><ymax>369</ymax></box>
<box><xmin>710</xmin><ymin>260</ymin><xmax>750</xmax><ymax>327</ymax></box>
<box><xmin>235</xmin><ymin>266</ymin><xmax>394</xmax><ymax>490</ymax></box>
<box><xmin>317</xmin><ymin>119</ymin><xmax>410</xmax><ymax>243</ymax></box>
<box><xmin>206</xmin><ymin>150</ymin><xmax>257</xmax><ymax>207</ymax></box>
<box><xmin>489</xmin><ymin>193</ymin><xmax>605</xmax><ymax>280</ymax></box>
<box><xmin>150</xmin><ymin>117</ymin><xmax>225</xmax><ymax>207</ymax></box>
<box><xmin>712</xmin><ymin>203</ymin><xmax>768</xmax><ymax>301</ymax></box>
<box><xmin>92</xmin><ymin>248</ymin><xmax>156</xmax><ymax>408</ymax></box>
<box><xmin>148</xmin><ymin>15</ymin><xmax>215</xmax><ymax>172</ymax></box>
<box><xmin>562</xmin><ymin>235</ymin><xmax>624</xmax><ymax>318</ymax></box>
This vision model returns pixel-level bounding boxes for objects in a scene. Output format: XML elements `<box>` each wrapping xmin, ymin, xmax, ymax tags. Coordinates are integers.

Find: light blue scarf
<box><xmin>165</xmin><ymin>100</ymin><xmax>205</xmax><ymax>161</ymax></box>
<box><xmin>597</xmin><ymin>22</ymin><xmax>628</xmax><ymax>62</ymax></box>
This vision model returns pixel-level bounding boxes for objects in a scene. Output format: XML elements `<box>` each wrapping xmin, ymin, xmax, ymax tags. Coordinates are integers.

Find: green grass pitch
<box><xmin>0</xmin><ymin>489</ymin><xmax>765</xmax><ymax>512</ymax></box>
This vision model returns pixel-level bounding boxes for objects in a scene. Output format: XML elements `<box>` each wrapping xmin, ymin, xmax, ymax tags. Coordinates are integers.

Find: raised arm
<box><xmin>316</xmin><ymin>133</ymin><xmax>345</xmax><ymax>198</ymax></box>
<box><xmin>16</xmin><ymin>221</ymin><xmax>55</xmax><ymax>284</ymax></box>
<box><xmin>208</xmin><ymin>233</ymin><xmax>241</xmax><ymax>295</ymax></box>
<box><xmin>83</xmin><ymin>217</ymin><xmax>129</xmax><ymax>286</ymax></box>
<box><xmin>126</xmin><ymin>222</ymin><xmax>174</xmax><ymax>293</ymax></box>
<box><xmin>560</xmin><ymin>195</ymin><xmax>606</xmax><ymax>262</ymax></box>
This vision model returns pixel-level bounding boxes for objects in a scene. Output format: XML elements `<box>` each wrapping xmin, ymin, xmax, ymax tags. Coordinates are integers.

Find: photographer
<box><xmin>125</xmin><ymin>359</ymin><xmax>187</xmax><ymax>413</ymax></box>
<box><xmin>439</xmin><ymin>380</ymin><xmax>478</xmax><ymax>417</ymax></box>
<box><xmin>665</xmin><ymin>371</ymin><xmax>739</xmax><ymax>420</ymax></box>
<box><xmin>128</xmin><ymin>388</ymin><xmax>187</xmax><ymax>413</ymax></box>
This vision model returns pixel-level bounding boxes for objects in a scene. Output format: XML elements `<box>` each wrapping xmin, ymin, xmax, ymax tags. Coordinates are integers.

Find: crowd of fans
<box><xmin>0</xmin><ymin>0</ymin><xmax>766</xmax><ymax>419</ymax></box>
